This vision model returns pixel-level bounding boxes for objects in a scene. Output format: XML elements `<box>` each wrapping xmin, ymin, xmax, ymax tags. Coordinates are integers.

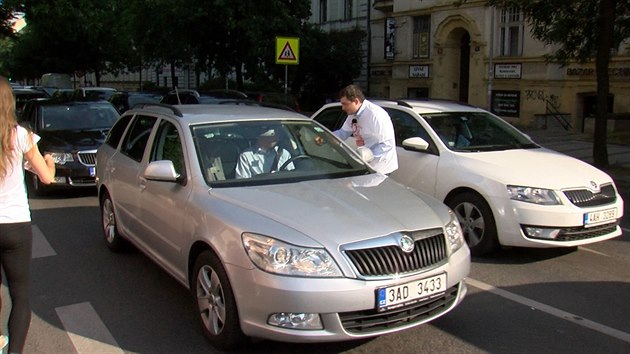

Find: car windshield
<box><xmin>192</xmin><ymin>120</ymin><xmax>372</xmax><ymax>187</ymax></box>
<box><xmin>424</xmin><ymin>111</ymin><xmax>538</xmax><ymax>151</ymax></box>
<box><xmin>40</xmin><ymin>103</ymin><xmax>120</xmax><ymax>131</ymax></box>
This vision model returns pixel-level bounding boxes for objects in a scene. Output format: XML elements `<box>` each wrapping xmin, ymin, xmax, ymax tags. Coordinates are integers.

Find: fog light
<box><xmin>267</xmin><ymin>312</ymin><xmax>322</xmax><ymax>330</ymax></box>
<box><xmin>52</xmin><ymin>176</ymin><xmax>67</xmax><ymax>184</ymax></box>
<box><xmin>523</xmin><ymin>226</ymin><xmax>561</xmax><ymax>239</ymax></box>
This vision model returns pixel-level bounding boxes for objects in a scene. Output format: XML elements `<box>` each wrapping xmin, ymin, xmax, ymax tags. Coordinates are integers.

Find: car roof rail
<box><xmin>132</xmin><ymin>103</ymin><xmax>183</xmax><ymax>117</ymax></box>
<box><xmin>397</xmin><ymin>97</ymin><xmax>477</xmax><ymax>108</ymax></box>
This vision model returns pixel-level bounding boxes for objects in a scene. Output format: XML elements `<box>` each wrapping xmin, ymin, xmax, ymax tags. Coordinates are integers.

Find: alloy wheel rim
<box><xmin>102</xmin><ymin>199</ymin><xmax>116</xmax><ymax>243</ymax></box>
<box><xmin>453</xmin><ymin>201</ymin><xmax>485</xmax><ymax>248</ymax></box>
<box><xmin>197</xmin><ymin>265</ymin><xmax>226</xmax><ymax>336</ymax></box>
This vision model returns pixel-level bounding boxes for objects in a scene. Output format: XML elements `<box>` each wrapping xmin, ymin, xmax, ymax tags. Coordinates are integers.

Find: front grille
<box><xmin>339</xmin><ymin>284</ymin><xmax>459</xmax><ymax>334</ymax></box>
<box><xmin>77</xmin><ymin>150</ymin><xmax>97</xmax><ymax>166</ymax></box>
<box><xmin>523</xmin><ymin>221</ymin><xmax>620</xmax><ymax>241</ymax></box>
<box><xmin>345</xmin><ymin>233</ymin><xmax>447</xmax><ymax>277</ymax></box>
<box><xmin>564</xmin><ymin>184</ymin><xmax>616</xmax><ymax>207</ymax></box>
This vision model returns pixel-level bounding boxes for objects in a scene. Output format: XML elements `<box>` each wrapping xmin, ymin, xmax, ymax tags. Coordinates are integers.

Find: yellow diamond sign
<box><xmin>276</xmin><ymin>37</ymin><xmax>299</xmax><ymax>65</ymax></box>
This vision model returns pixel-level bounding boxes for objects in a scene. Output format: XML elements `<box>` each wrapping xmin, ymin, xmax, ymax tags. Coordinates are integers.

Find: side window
<box><xmin>313</xmin><ymin>107</ymin><xmax>346</xmax><ymax>131</ymax></box>
<box><xmin>385</xmin><ymin>109</ymin><xmax>430</xmax><ymax>144</ymax></box>
<box><xmin>151</xmin><ymin>120</ymin><xmax>185</xmax><ymax>176</ymax></box>
<box><xmin>121</xmin><ymin>115</ymin><xmax>157</xmax><ymax>162</ymax></box>
<box><xmin>105</xmin><ymin>114</ymin><xmax>133</xmax><ymax>148</ymax></box>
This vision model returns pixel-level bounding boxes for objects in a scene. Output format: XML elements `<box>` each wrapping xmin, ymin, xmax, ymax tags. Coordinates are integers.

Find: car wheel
<box><xmin>192</xmin><ymin>250</ymin><xmax>247</xmax><ymax>350</ymax></box>
<box><xmin>446</xmin><ymin>192</ymin><xmax>499</xmax><ymax>256</ymax></box>
<box><xmin>100</xmin><ymin>191</ymin><xmax>126</xmax><ymax>251</ymax></box>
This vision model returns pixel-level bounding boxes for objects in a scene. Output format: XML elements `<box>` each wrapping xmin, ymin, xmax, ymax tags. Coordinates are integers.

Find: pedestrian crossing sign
<box><xmin>276</xmin><ymin>37</ymin><xmax>299</xmax><ymax>65</ymax></box>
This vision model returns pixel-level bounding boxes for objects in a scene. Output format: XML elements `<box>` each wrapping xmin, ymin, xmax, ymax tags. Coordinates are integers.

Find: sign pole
<box><xmin>284</xmin><ymin>65</ymin><xmax>288</xmax><ymax>95</ymax></box>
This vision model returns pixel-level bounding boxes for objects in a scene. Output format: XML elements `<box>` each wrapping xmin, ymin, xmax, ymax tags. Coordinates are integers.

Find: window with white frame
<box><xmin>344</xmin><ymin>0</ymin><xmax>353</xmax><ymax>21</ymax></box>
<box><xmin>413</xmin><ymin>15</ymin><xmax>431</xmax><ymax>59</ymax></box>
<box><xmin>320</xmin><ymin>0</ymin><xmax>327</xmax><ymax>23</ymax></box>
<box><xmin>499</xmin><ymin>8</ymin><xmax>524</xmax><ymax>56</ymax></box>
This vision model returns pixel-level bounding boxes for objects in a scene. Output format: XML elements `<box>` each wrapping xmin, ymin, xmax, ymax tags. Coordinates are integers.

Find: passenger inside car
<box><xmin>235</xmin><ymin>128</ymin><xmax>294</xmax><ymax>179</ymax></box>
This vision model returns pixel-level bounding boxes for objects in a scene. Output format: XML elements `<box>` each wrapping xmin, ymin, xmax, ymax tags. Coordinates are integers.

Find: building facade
<box><xmin>316</xmin><ymin>0</ymin><xmax>630</xmax><ymax>131</ymax></box>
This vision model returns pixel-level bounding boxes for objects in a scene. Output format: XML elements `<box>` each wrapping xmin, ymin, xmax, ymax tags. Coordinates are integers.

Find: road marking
<box><xmin>466</xmin><ymin>278</ymin><xmax>630</xmax><ymax>344</ymax></box>
<box><xmin>55</xmin><ymin>302</ymin><xmax>123</xmax><ymax>354</ymax></box>
<box><xmin>579</xmin><ymin>246</ymin><xmax>610</xmax><ymax>257</ymax></box>
<box><xmin>32</xmin><ymin>224</ymin><xmax>56</xmax><ymax>258</ymax></box>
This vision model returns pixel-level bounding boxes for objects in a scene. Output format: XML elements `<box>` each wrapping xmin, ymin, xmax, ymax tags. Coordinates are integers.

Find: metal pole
<box><xmin>284</xmin><ymin>65</ymin><xmax>288</xmax><ymax>95</ymax></box>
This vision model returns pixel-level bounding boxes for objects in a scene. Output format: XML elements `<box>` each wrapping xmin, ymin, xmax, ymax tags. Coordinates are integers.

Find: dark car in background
<box><xmin>109</xmin><ymin>91</ymin><xmax>162</xmax><ymax>113</ymax></box>
<box><xmin>246</xmin><ymin>91</ymin><xmax>301</xmax><ymax>113</ymax></box>
<box><xmin>13</xmin><ymin>87</ymin><xmax>49</xmax><ymax>116</ymax></box>
<box><xmin>19</xmin><ymin>98</ymin><xmax>120</xmax><ymax>195</ymax></box>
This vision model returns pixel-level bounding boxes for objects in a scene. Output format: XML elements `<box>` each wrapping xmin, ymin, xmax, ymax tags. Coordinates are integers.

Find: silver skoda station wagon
<box><xmin>96</xmin><ymin>103</ymin><xmax>470</xmax><ymax>350</ymax></box>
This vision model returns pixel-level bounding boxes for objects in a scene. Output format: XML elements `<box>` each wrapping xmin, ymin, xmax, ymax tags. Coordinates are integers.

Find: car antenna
<box><xmin>174</xmin><ymin>86</ymin><xmax>181</xmax><ymax>105</ymax></box>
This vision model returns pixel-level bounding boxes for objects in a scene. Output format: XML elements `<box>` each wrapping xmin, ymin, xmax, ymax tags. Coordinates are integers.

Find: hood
<box><xmin>39</xmin><ymin>130</ymin><xmax>107</xmax><ymax>150</ymax></box>
<box><xmin>211</xmin><ymin>175</ymin><xmax>447</xmax><ymax>247</ymax></box>
<box><xmin>457</xmin><ymin>147</ymin><xmax>613</xmax><ymax>189</ymax></box>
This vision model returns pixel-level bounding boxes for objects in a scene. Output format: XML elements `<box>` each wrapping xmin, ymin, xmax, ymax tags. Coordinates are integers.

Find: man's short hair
<box><xmin>339</xmin><ymin>84</ymin><xmax>365</xmax><ymax>102</ymax></box>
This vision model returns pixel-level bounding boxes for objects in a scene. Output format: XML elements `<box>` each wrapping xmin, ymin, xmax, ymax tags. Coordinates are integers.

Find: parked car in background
<box><xmin>202</xmin><ymin>88</ymin><xmax>248</xmax><ymax>99</ymax></box>
<box><xmin>13</xmin><ymin>87</ymin><xmax>49</xmax><ymax>116</ymax></box>
<box><xmin>73</xmin><ymin>87</ymin><xmax>117</xmax><ymax>100</ymax></box>
<box><xmin>160</xmin><ymin>89</ymin><xmax>255</xmax><ymax>105</ymax></box>
<box><xmin>246</xmin><ymin>91</ymin><xmax>301</xmax><ymax>113</ymax></box>
<box><xmin>160</xmin><ymin>89</ymin><xmax>223</xmax><ymax>104</ymax></box>
<box><xmin>96</xmin><ymin>103</ymin><xmax>470</xmax><ymax>350</ymax></box>
<box><xmin>312</xmin><ymin>99</ymin><xmax>624</xmax><ymax>256</ymax></box>
<box><xmin>109</xmin><ymin>91</ymin><xmax>162</xmax><ymax>113</ymax></box>
<box><xmin>19</xmin><ymin>98</ymin><xmax>120</xmax><ymax>195</ymax></box>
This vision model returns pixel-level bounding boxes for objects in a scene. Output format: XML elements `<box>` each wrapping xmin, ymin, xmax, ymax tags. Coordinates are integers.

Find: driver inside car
<box><xmin>235</xmin><ymin>128</ymin><xmax>294</xmax><ymax>179</ymax></box>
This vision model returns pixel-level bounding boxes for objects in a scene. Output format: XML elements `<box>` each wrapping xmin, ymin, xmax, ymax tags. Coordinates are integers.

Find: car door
<box><xmin>111</xmin><ymin>114</ymin><xmax>158</xmax><ymax>240</ymax></box>
<box><xmin>135</xmin><ymin>119</ymin><xmax>192</xmax><ymax>281</ymax></box>
<box><xmin>385</xmin><ymin>107</ymin><xmax>441</xmax><ymax>197</ymax></box>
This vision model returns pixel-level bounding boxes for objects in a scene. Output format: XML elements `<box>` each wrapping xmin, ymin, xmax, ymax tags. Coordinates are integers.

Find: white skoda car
<box><xmin>312</xmin><ymin>99</ymin><xmax>624</xmax><ymax>256</ymax></box>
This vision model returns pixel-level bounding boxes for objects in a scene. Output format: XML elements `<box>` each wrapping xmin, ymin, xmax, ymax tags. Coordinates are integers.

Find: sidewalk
<box><xmin>522</xmin><ymin>128</ymin><xmax>630</xmax><ymax>190</ymax></box>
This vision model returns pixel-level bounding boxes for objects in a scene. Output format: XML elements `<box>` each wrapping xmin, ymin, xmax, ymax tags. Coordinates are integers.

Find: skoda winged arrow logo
<box><xmin>400</xmin><ymin>235</ymin><xmax>415</xmax><ymax>253</ymax></box>
<box><xmin>590</xmin><ymin>181</ymin><xmax>600</xmax><ymax>192</ymax></box>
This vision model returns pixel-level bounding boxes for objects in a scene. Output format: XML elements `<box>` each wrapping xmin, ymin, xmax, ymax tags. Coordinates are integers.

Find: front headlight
<box><xmin>445</xmin><ymin>209</ymin><xmax>465</xmax><ymax>253</ymax></box>
<box><xmin>507</xmin><ymin>185</ymin><xmax>561</xmax><ymax>205</ymax></box>
<box><xmin>47</xmin><ymin>152</ymin><xmax>74</xmax><ymax>165</ymax></box>
<box><xmin>242</xmin><ymin>233</ymin><xmax>342</xmax><ymax>277</ymax></box>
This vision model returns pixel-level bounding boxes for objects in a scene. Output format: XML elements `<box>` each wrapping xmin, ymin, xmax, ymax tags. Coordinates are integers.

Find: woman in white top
<box><xmin>0</xmin><ymin>76</ymin><xmax>55</xmax><ymax>353</ymax></box>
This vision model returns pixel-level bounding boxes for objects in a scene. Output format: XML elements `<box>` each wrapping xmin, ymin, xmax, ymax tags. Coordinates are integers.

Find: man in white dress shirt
<box><xmin>235</xmin><ymin>128</ymin><xmax>294</xmax><ymax>179</ymax></box>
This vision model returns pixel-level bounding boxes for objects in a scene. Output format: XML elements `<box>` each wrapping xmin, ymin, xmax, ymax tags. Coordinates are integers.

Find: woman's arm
<box><xmin>24</xmin><ymin>144</ymin><xmax>55</xmax><ymax>184</ymax></box>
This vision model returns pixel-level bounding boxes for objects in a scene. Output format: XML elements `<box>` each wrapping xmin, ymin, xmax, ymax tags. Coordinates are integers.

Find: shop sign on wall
<box><xmin>491</xmin><ymin>90</ymin><xmax>521</xmax><ymax>117</ymax></box>
<box><xmin>409</xmin><ymin>65</ymin><xmax>430</xmax><ymax>78</ymax></box>
<box><xmin>494</xmin><ymin>64</ymin><xmax>522</xmax><ymax>79</ymax></box>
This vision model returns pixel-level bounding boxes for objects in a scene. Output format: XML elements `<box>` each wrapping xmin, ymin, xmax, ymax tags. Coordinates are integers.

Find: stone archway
<box><xmin>432</xmin><ymin>14</ymin><xmax>484</xmax><ymax>104</ymax></box>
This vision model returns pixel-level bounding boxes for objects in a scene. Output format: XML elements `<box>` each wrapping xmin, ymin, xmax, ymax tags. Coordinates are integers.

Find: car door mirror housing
<box><xmin>402</xmin><ymin>137</ymin><xmax>430</xmax><ymax>151</ymax></box>
<box><xmin>144</xmin><ymin>160</ymin><xmax>181</xmax><ymax>182</ymax></box>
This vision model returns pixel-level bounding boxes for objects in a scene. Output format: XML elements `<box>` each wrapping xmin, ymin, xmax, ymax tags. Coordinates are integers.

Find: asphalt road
<box><xmin>1</xmin><ymin>187</ymin><xmax>627</xmax><ymax>354</ymax></box>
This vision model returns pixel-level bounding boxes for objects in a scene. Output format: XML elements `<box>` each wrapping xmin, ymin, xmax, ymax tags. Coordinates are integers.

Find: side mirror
<box><xmin>402</xmin><ymin>137</ymin><xmax>430</xmax><ymax>151</ymax></box>
<box><xmin>356</xmin><ymin>146</ymin><xmax>374</xmax><ymax>163</ymax></box>
<box><xmin>143</xmin><ymin>160</ymin><xmax>181</xmax><ymax>182</ymax></box>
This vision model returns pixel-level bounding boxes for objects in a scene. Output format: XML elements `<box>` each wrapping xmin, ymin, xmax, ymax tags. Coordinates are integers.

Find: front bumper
<box><xmin>226</xmin><ymin>244</ymin><xmax>470</xmax><ymax>343</ymax></box>
<box><xmin>493</xmin><ymin>194</ymin><xmax>624</xmax><ymax>248</ymax></box>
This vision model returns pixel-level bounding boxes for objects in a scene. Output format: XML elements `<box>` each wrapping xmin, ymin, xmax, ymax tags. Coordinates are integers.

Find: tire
<box><xmin>446</xmin><ymin>192</ymin><xmax>500</xmax><ymax>256</ymax></box>
<box><xmin>100</xmin><ymin>191</ymin><xmax>126</xmax><ymax>251</ymax></box>
<box><xmin>192</xmin><ymin>250</ymin><xmax>247</xmax><ymax>350</ymax></box>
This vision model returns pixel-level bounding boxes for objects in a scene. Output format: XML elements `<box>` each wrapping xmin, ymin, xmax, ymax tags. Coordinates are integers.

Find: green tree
<box><xmin>458</xmin><ymin>0</ymin><xmax>630</xmax><ymax>168</ymax></box>
<box><xmin>6</xmin><ymin>0</ymin><xmax>124</xmax><ymax>85</ymax></box>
